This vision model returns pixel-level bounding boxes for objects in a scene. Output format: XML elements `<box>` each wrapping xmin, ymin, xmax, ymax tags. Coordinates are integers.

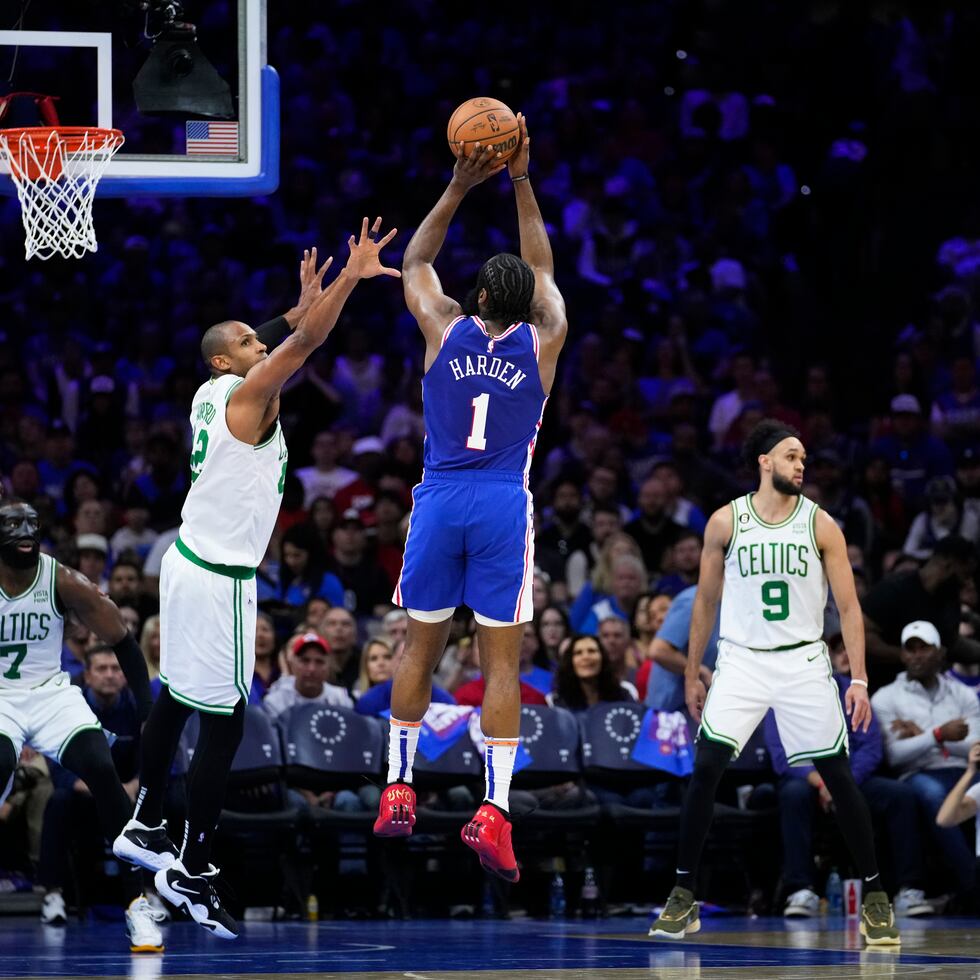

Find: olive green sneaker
<box><xmin>860</xmin><ymin>890</ymin><xmax>901</xmax><ymax>946</ymax></box>
<box><xmin>649</xmin><ymin>886</ymin><xmax>700</xmax><ymax>939</ymax></box>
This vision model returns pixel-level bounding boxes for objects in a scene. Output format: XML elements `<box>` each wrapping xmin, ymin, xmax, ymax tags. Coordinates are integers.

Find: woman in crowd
<box><xmin>536</xmin><ymin>605</ymin><xmax>571</xmax><ymax>669</ymax></box>
<box><xmin>249</xmin><ymin>612</ymin><xmax>281</xmax><ymax>703</ymax></box>
<box><xmin>569</xmin><ymin>532</ymin><xmax>647</xmax><ymax>631</ymax></box>
<box><xmin>354</xmin><ymin>636</ymin><xmax>395</xmax><ymax>698</ymax></box>
<box><xmin>277</xmin><ymin>524</ymin><xmax>345</xmax><ymax>609</ymax></box>
<box><xmin>550</xmin><ymin>634</ymin><xmax>636</xmax><ymax>711</ymax></box>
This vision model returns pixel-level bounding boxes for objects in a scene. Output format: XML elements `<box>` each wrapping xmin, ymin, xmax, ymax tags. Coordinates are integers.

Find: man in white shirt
<box><xmin>871</xmin><ymin>620</ymin><xmax>980</xmax><ymax>899</ymax></box>
<box><xmin>262</xmin><ymin>633</ymin><xmax>353</xmax><ymax>719</ymax></box>
<box><xmin>294</xmin><ymin>430</ymin><xmax>357</xmax><ymax>508</ymax></box>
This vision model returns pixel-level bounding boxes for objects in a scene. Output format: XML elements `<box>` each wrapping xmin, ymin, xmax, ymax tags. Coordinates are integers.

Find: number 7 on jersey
<box><xmin>466</xmin><ymin>392</ymin><xmax>490</xmax><ymax>451</ymax></box>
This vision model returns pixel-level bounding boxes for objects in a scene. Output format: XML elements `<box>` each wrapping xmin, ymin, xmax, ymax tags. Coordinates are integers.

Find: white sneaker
<box><xmin>894</xmin><ymin>887</ymin><xmax>933</xmax><ymax>918</ymax></box>
<box><xmin>126</xmin><ymin>895</ymin><xmax>165</xmax><ymax>953</ymax></box>
<box><xmin>784</xmin><ymin>887</ymin><xmax>820</xmax><ymax>917</ymax></box>
<box><xmin>40</xmin><ymin>891</ymin><xmax>67</xmax><ymax>925</ymax></box>
<box><xmin>144</xmin><ymin>890</ymin><xmax>171</xmax><ymax>922</ymax></box>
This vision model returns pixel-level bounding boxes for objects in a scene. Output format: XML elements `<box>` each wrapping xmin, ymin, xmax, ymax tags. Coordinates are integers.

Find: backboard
<box><xmin>0</xmin><ymin>0</ymin><xmax>277</xmax><ymax>197</ymax></box>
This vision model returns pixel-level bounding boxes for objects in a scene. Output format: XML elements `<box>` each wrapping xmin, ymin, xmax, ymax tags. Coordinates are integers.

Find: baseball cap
<box><xmin>352</xmin><ymin>436</ymin><xmax>385</xmax><ymax>456</ymax></box>
<box><xmin>890</xmin><ymin>394</ymin><xmax>921</xmax><ymax>415</ymax></box>
<box><xmin>339</xmin><ymin>507</ymin><xmax>365</xmax><ymax>527</ymax></box>
<box><xmin>290</xmin><ymin>632</ymin><xmax>330</xmax><ymax>656</ymax></box>
<box><xmin>75</xmin><ymin>533</ymin><xmax>108</xmax><ymax>555</ymax></box>
<box><xmin>90</xmin><ymin>375</ymin><xmax>116</xmax><ymax>395</ymax></box>
<box><xmin>901</xmin><ymin>621</ymin><xmax>941</xmax><ymax>648</ymax></box>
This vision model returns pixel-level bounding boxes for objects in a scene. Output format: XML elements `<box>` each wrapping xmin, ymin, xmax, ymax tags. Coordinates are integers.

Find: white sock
<box><xmin>483</xmin><ymin>736</ymin><xmax>519</xmax><ymax>813</ymax></box>
<box><xmin>387</xmin><ymin>717</ymin><xmax>422</xmax><ymax>784</ymax></box>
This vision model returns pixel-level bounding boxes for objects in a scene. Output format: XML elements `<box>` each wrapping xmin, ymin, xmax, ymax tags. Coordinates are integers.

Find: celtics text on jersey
<box><xmin>720</xmin><ymin>493</ymin><xmax>827</xmax><ymax>651</ymax></box>
<box><xmin>0</xmin><ymin>553</ymin><xmax>63</xmax><ymax>688</ymax></box>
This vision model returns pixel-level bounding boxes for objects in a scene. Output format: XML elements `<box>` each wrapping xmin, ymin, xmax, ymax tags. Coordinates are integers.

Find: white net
<box><xmin>0</xmin><ymin>127</ymin><xmax>124</xmax><ymax>261</ymax></box>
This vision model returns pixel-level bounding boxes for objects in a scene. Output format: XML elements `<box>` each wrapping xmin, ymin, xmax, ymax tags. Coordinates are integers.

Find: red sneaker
<box><xmin>460</xmin><ymin>803</ymin><xmax>519</xmax><ymax>882</ymax></box>
<box><xmin>373</xmin><ymin>783</ymin><xmax>416</xmax><ymax>838</ymax></box>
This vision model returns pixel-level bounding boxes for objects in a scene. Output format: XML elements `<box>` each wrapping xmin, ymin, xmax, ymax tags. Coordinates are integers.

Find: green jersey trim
<box><xmin>50</xmin><ymin>557</ymin><xmax>63</xmax><ymax>620</ymax></box>
<box><xmin>224</xmin><ymin>378</ymin><xmax>245</xmax><ymax>404</ymax></box>
<box><xmin>175</xmin><ymin>536</ymin><xmax>256</xmax><ymax>580</ymax></box>
<box><xmin>254</xmin><ymin>421</ymin><xmax>281</xmax><ymax>450</ymax></box>
<box><xmin>57</xmin><ymin>723</ymin><xmax>103</xmax><ymax>762</ymax></box>
<box><xmin>0</xmin><ymin>560</ymin><xmax>43</xmax><ymax>601</ymax></box>
<box><xmin>745</xmin><ymin>493</ymin><xmax>805</xmax><ymax>529</ymax></box>
<box><xmin>808</xmin><ymin>503</ymin><xmax>822</xmax><ymax>558</ymax></box>
<box><xmin>724</xmin><ymin>499</ymin><xmax>740</xmax><ymax>560</ymax></box>
<box><xmin>159</xmin><ymin>675</ymin><xmax>236</xmax><ymax>716</ymax></box>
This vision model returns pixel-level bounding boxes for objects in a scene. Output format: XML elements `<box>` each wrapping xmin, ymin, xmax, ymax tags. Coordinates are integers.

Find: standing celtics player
<box><xmin>649</xmin><ymin>420</ymin><xmax>900</xmax><ymax>946</ymax></box>
<box><xmin>113</xmin><ymin>220</ymin><xmax>399</xmax><ymax>941</ymax></box>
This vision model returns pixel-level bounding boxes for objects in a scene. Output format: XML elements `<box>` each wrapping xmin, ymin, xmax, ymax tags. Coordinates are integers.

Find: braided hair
<box><xmin>476</xmin><ymin>253</ymin><xmax>535</xmax><ymax>324</ymax></box>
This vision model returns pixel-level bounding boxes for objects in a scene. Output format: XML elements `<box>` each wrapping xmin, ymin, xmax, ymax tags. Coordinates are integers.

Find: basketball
<box><xmin>447</xmin><ymin>97</ymin><xmax>520</xmax><ymax>162</ymax></box>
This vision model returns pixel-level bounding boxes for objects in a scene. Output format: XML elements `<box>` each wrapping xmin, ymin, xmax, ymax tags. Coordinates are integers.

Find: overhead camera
<box><xmin>132</xmin><ymin>1</ymin><xmax>233</xmax><ymax>119</ymax></box>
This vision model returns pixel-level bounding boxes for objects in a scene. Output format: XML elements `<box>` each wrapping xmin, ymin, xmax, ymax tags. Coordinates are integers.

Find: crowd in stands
<box><xmin>5</xmin><ymin>1</ymin><xmax>980</xmax><ymax>918</ymax></box>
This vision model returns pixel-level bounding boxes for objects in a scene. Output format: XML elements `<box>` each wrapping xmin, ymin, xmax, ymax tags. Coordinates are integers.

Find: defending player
<box><xmin>376</xmin><ymin>116</ymin><xmax>568</xmax><ymax>881</ymax></box>
<box><xmin>0</xmin><ymin>501</ymin><xmax>162</xmax><ymax>952</ymax></box>
<box><xmin>649</xmin><ymin>420</ymin><xmax>900</xmax><ymax>946</ymax></box>
<box><xmin>113</xmin><ymin>221</ymin><xmax>399</xmax><ymax>939</ymax></box>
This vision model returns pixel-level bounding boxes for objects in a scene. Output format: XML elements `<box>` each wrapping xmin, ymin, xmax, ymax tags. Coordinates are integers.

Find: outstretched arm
<box><xmin>404</xmin><ymin>146</ymin><xmax>506</xmax><ymax>369</ymax></box>
<box><xmin>508</xmin><ymin>115</ymin><xmax>567</xmax><ymax>392</ymax></box>
<box><xmin>55</xmin><ymin>564</ymin><xmax>153</xmax><ymax>721</ymax></box>
<box><xmin>817</xmin><ymin>510</ymin><xmax>872</xmax><ymax>733</ymax></box>
<box><xmin>228</xmin><ymin>218</ymin><xmax>399</xmax><ymax>434</ymax></box>
<box><xmin>685</xmin><ymin>505</ymin><xmax>731</xmax><ymax>722</ymax></box>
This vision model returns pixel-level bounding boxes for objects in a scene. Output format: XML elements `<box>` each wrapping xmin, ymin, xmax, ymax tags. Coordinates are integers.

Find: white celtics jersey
<box><xmin>0</xmin><ymin>554</ymin><xmax>64</xmax><ymax>689</ymax></box>
<box><xmin>720</xmin><ymin>493</ymin><xmax>827</xmax><ymax>650</ymax></box>
<box><xmin>178</xmin><ymin>374</ymin><xmax>288</xmax><ymax>568</ymax></box>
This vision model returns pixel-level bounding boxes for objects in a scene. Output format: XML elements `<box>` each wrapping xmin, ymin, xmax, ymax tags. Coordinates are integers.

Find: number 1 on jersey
<box><xmin>466</xmin><ymin>392</ymin><xmax>490</xmax><ymax>451</ymax></box>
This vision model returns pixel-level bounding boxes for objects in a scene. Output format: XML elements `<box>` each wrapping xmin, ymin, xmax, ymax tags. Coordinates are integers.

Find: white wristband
<box><xmin>850</xmin><ymin>678</ymin><xmax>868</xmax><ymax>688</ymax></box>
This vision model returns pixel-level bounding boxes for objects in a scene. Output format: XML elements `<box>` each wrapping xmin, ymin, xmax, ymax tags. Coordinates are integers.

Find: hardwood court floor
<box><xmin>4</xmin><ymin>914</ymin><xmax>980</xmax><ymax>979</ymax></box>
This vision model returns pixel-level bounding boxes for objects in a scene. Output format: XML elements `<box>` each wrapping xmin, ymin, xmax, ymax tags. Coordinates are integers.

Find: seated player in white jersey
<box><xmin>374</xmin><ymin>116</ymin><xmax>569</xmax><ymax>882</ymax></box>
<box><xmin>0</xmin><ymin>501</ymin><xmax>162</xmax><ymax>952</ymax></box>
<box><xmin>649</xmin><ymin>420</ymin><xmax>900</xmax><ymax>946</ymax></box>
<box><xmin>112</xmin><ymin>222</ymin><xmax>399</xmax><ymax>941</ymax></box>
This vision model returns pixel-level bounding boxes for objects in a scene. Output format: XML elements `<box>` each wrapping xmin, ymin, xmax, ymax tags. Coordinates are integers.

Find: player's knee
<box><xmin>60</xmin><ymin>728</ymin><xmax>116</xmax><ymax>786</ymax></box>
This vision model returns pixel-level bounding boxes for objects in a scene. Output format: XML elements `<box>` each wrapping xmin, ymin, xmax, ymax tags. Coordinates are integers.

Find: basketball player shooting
<box><xmin>649</xmin><ymin>419</ymin><xmax>900</xmax><ymax>946</ymax></box>
<box><xmin>0</xmin><ymin>501</ymin><xmax>163</xmax><ymax>952</ymax></box>
<box><xmin>112</xmin><ymin>220</ymin><xmax>399</xmax><ymax>940</ymax></box>
<box><xmin>375</xmin><ymin>116</ymin><xmax>567</xmax><ymax>882</ymax></box>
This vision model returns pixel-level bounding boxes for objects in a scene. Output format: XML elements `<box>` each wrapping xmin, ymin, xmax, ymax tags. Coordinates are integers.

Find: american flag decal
<box><xmin>185</xmin><ymin>121</ymin><xmax>239</xmax><ymax>156</ymax></box>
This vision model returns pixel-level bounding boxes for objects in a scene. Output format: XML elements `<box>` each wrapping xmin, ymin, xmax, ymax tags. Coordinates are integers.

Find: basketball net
<box><xmin>0</xmin><ymin>127</ymin><xmax>124</xmax><ymax>261</ymax></box>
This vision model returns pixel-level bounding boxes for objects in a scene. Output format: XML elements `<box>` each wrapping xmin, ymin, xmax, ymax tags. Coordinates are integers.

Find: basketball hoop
<box><xmin>0</xmin><ymin>127</ymin><xmax>124</xmax><ymax>261</ymax></box>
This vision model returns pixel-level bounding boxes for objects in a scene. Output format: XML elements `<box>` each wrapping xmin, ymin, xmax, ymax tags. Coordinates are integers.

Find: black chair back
<box><xmin>512</xmin><ymin>705</ymin><xmax>582</xmax><ymax>788</ymax></box>
<box><xmin>280</xmin><ymin>702</ymin><xmax>384</xmax><ymax>792</ymax></box>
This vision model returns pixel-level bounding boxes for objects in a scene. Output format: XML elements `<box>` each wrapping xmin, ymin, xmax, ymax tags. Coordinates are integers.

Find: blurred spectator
<box><xmin>329</xmin><ymin>508</ymin><xmax>394</xmax><ymax>618</ymax></box>
<box><xmin>262</xmin><ymin>633</ymin><xmax>353</xmax><ymax>719</ymax></box>
<box><xmin>249</xmin><ymin>612</ymin><xmax>280</xmax><ymax>703</ymax></box>
<box><xmin>353</xmin><ymin>636</ymin><xmax>394</xmax><ymax>698</ymax></box>
<box><xmin>652</xmin><ymin>531</ymin><xmax>702</xmax><ymax>597</ymax></box>
<box><xmin>109</xmin><ymin>507</ymin><xmax>158</xmax><ymax>564</ymax></box>
<box><xmin>75</xmin><ymin>533</ymin><xmax>109</xmax><ymax>590</ymax></box>
<box><xmin>597</xmin><ymin>616</ymin><xmax>640</xmax><ymax>697</ymax></box>
<box><xmin>536</xmin><ymin>478</ymin><xmax>593</xmax><ymax>591</ymax></box>
<box><xmin>579</xmin><ymin>554</ymin><xmax>648</xmax><ymax>636</ymax></box>
<box><xmin>277</xmin><ymin>523</ymin><xmax>345</xmax><ymax>609</ymax></box>
<box><xmin>903</xmin><ymin>476</ymin><xmax>980</xmax><ymax>560</ymax></box>
<box><xmin>810</xmin><ymin>450</ymin><xmax>875</xmax><ymax>561</ymax></box>
<box><xmin>863</xmin><ymin>536</ymin><xmax>980</xmax><ymax>681</ymax></box>
<box><xmin>870</xmin><ymin>395</ymin><xmax>954</xmax><ymax>507</ymax></box>
<box><xmin>139</xmin><ymin>615</ymin><xmax>160</xmax><ymax>684</ymax></box>
<box><xmin>570</xmin><ymin>531</ymin><xmax>645</xmax><ymax>631</ymax></box>
<box><xmin>124</xmin><ymin>432</ymin><xmax>188</xmax><ymax>532</ymax></box>
<box><xmin>650</xmin><ymin>460</ymin><xmax>707</xmax><ymax>535</ymax></box>
<box><xmin>550</xmin><ymin>634</ymin><xmax>636</xmax><ymax>711</ymax></box>
<box><xmin>355</xmin><ymin>639</ymin><xmax>455</xmax><ymax>717</ymax></box>
<box><xmin>321</xmin><ymin>607</ymin><xmax>359</xmax><ymax>692</ymax></box>
<box><xmin>380</xmin><ymin>608</ymin><xmax>409</xmax><ymax>646</ymax></box>
<box><xmin>536</xmin><ymin>606</ymin><xmax>570</xmax><ymax>669</ymax></box>
<box><xmin>871</xmin><ymin>621</ymin><xmax>980</xmax><ymax>901</ymax></box>
<box><xmin>294</xmin><ymin>431</ymin><xmax>356</xmax><ymax>508</ymax></box>
<box><xmin>624</xmin><ymin>476</ymin><xmax>683</xmax><ymax>574</ymax></box>
<box><xmin>633</xmin><ymin>592</ymin><xmax>673</xmax><ymax>701</ymax></box>
<box><xmin>646</xmin><ymin>585</ymin><xmax>720</xmax><ymax>713</ymax></box>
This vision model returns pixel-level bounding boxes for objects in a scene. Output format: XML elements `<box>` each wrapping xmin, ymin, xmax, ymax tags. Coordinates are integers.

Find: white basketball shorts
<box><xmin>699</xmin><ymin>638</ymin><xmax>848</xmax><ymax>763</ymax></box>
<box><xmin>158</xmin><ymin>541</ymin><xmax>256</xmax><ymax>715</ymax></box>
<box><xmin>0</xmin><ymin>671</ymin><xmax>101</xmax><ymax>768</ymax></box>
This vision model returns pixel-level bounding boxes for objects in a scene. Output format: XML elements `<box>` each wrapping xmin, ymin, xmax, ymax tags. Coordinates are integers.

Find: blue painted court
<box><xmin>6</xmin><ymin>915</ymin><xmax>980</xmax><ymax>978</ymax></box>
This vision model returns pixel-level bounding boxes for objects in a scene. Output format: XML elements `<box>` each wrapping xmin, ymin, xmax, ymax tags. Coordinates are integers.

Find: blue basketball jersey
<box><xmin>422</xmin><ymin>315</ymin><xmax>547</xmax><ymax>477</ymax></box>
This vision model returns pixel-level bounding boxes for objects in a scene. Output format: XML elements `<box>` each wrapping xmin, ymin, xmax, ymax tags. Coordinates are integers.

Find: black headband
<box><xmin>758</xmin><ymin>427</ymin><xmax>797</xmax><ymax>455</ymax></box>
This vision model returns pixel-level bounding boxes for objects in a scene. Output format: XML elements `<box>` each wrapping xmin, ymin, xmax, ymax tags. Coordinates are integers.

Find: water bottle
<box><xmin>549</xmin><ymin>873</ymin><xmax>566</xmax><ymax>919</ymax></box>
<box><xmin>581</xmin><ymin>866</ymin><xmax>599</xmax><ymax>919</ymax></box>
<box><xmin>306</xmin><ymin>893</ymin><xmax>319</xmax><ymax>922</ymax></box>
<box><xmin>826</xmin><ymin>868</ymin><xmax>843</xmax><ymax>917</ymax></box>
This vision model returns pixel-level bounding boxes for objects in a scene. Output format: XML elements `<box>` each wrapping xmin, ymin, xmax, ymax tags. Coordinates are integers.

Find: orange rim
<box><xmin>0</xmin><ymin>126</ymin><xmax>124</xmax><ymax>181</ymax></box>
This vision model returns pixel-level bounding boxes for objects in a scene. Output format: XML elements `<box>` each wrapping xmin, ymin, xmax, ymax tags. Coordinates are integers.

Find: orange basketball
<box><xmin>447</xmin><ymin>97</ymin><xmax>520</xmax><ymax>162</ymax></box>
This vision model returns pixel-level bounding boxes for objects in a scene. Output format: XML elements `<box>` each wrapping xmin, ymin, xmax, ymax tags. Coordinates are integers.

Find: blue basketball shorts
<box><xmin>393</xmin><ymin>470</ymin><xmax>535</xmax><ymax>624</ymax></box>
